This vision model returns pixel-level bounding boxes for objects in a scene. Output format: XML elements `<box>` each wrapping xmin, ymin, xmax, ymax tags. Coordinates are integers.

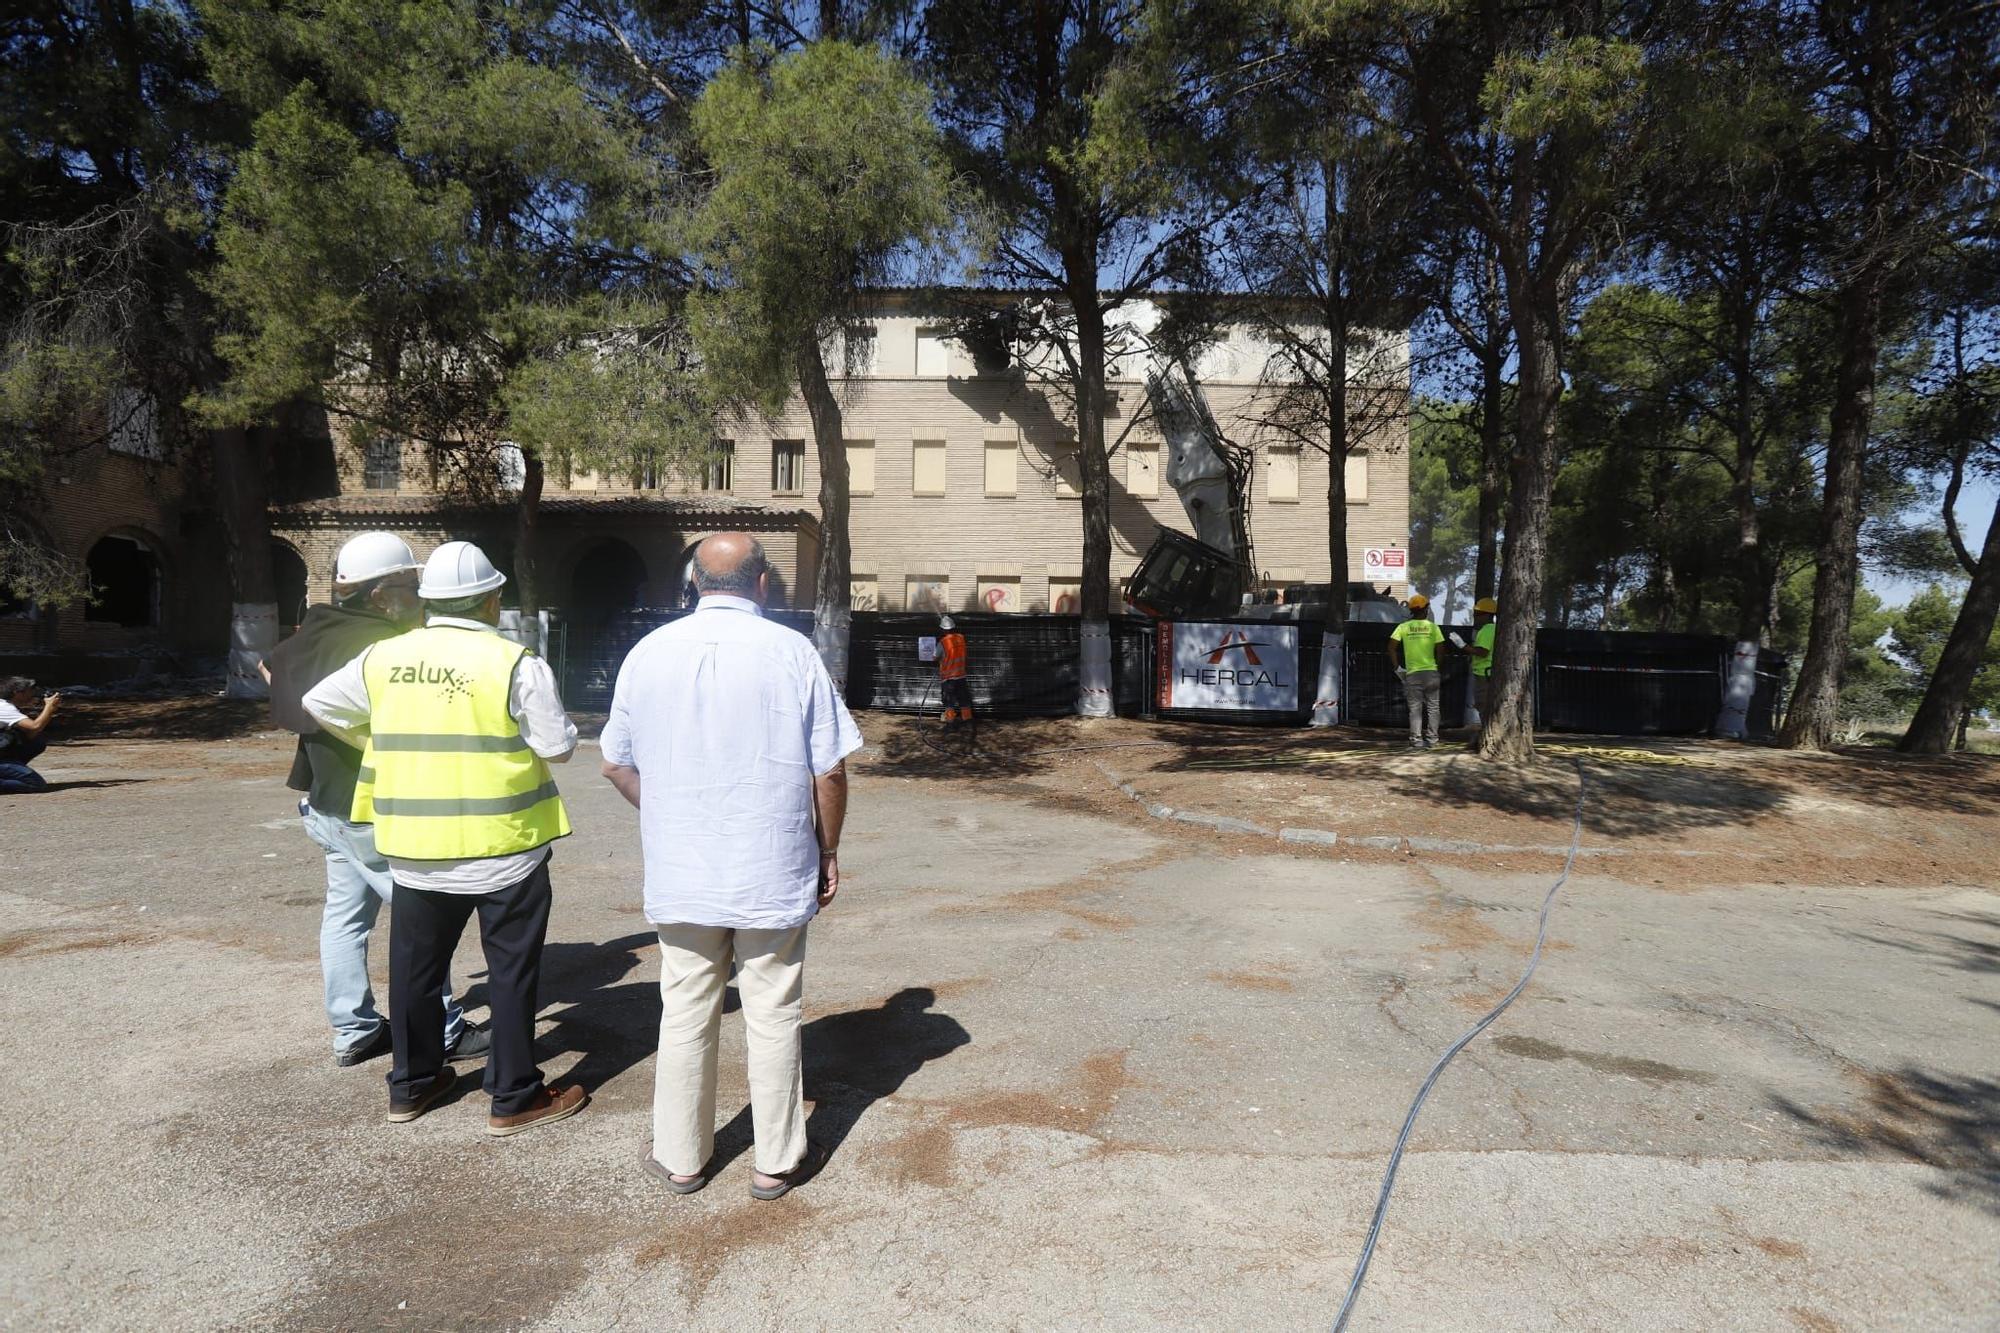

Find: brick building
<box><xmin>275</xmin><ymin>293</ymin><xmax>1410</xmax><ymax>624</ymax></box>
<box><xmin>6</xmin><ymin>293</ymin><xmax>1408</xmax><ymax>682</ymax></box>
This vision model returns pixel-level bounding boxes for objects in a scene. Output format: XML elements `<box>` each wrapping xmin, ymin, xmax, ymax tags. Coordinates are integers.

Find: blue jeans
<box><xmin>302</xmin><ymin>804</ymin><xmax>464</xmax><ymax>1057</ymax></box>
<box><xmin>0</xmin><ymin>761</ymin><xmax>46</xmax><ymax>794</ymax></box>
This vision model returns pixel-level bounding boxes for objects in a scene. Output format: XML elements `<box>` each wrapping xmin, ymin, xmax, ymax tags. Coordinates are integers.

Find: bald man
<box><xmin>601</xmin><ymin>533</ymin><xmax>863</xmax><ymax>1200</ymax></box>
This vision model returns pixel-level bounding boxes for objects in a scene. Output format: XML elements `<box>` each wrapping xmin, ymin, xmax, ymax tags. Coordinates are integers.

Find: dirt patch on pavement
<box><xmin>1492</xmin><ymin>1034</ymin><xmax>1718</xmax><ymax>1086</ymax></box>
<box><xmin>949</xmin><ymin>1050</ymin><xmax>1135</xmax><ymax>1137</ymax></box>
<box><xmin>881</xmin><ymin>1120</ymin><xmax>957</xmax><ymax>1189</ymax></box>
<box><xmin>0</xmin><ymin>927</ymin><xmax>159</xmax><ymax>959</ymax></box>
<box><xmin>634</xmin><ymin>1197</ymin><xmax>819</xmax><ymax>1297</ymax></box>
<box><xmin>1209</xmin><ymin>966</ymin><xmax>1297</xmax><ymax>993</ymax></box>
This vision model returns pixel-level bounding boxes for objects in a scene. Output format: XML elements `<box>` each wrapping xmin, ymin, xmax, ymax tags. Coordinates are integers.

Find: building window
<box><xmin>828</xmin><ymin>326</ymin><xmax>877</xmax><ymax>377</ymax></box>
<box><xmin>1127</xmin><ymin>443</ymin><xmax>1160</xmax><ymax>498</ymax></box>
<box><xmin>905</xmin><ymin>574</ymin><xmax>949</xmax><ymax>612</ymax></box>
<box><xmin>363</xmin><ymin>437</ymin><xmax>402</xmax><ymax>491</ymax></box>
<box><xmin>850</xmin><ymin>574</ymin><xmax>879</xmax><ymax>611</ymax></box>
<box><xmin>984</xmin><ymin>440</ymin><xmax>1017</xmax><ymax>497</ymax></box>
<box><xmin>913</xmin><ymin>439</ymin><xmax>947</xmax><ymax>496</ymax></box>
<box><xmin>107</xmin><ymin>387</ymin><xmax>163</xmax><ymax>459</ymax></box>
<box><xmin>1052</xmin><ymin>443</ymin><xmax>1081</xmax><ymax>498</ymax></box>
<box><xmin>85</xmin><ymin>534</ymin><xmax>160</xmax><ymax>627</ymax></box>
<box><xmin>916</xmin><ymin>328</ymin><xmax>951</xmax><ymax>377</ymax></box>
<box><xmin>702</xmin><ymin>441</ymin><xmax>734</xmax><ymax>492</ymax></box>
<box><xmin>1047</xmin><ymin>575</ymin><xmax>1082</xmax><ymax>615</ymax></box>
<box><xmin>1346</xmin><ymin>450</ymin><xmax>1369</xmax><ymax>503</ymax></box>
<box><xmin>633</xmin><ymin>456</ymin><xmax>661</xmax><ymax>490</ymax></box>
<box><xmin>976</xmin><ymin>575</ymin><xmax>1020</xmax><ymax>613</ymax></box>
<box><xmin>847</xmin><ymin>440</ymin><xmax>876</xmax><ymax>496</ymax></box>
<box><xmin>1268</xmin><ymin>447</ymin><xmax>1300</xmax><ymax>502</ymax></box>
<box><xmin>772</xmin><ymin>440</ymin><xmax>806</xmax><ymax>494</ymax></box>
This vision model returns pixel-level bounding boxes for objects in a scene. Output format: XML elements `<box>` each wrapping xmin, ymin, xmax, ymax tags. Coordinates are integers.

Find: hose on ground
<box><xmin>1332</xmin><ymin>759</ymin><xmax>1589</xmax><ymax>1332</ymax></box>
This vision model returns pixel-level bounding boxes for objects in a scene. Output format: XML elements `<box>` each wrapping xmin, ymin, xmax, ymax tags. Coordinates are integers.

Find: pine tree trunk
<box><xmin>514</xmin><ymin>451</ymin><xmax>544</xmax><ymax>618</ymax></box>
<box><xmin>1473</xmin><ymin>353</ymin><xmax>1506</xmax><ymax>602</ymax></box>
<box><xmin>1074</xmin><ymin>293</ymin><xmax>1114</xmax><ymax>717</ymax></box>
<box><xmin>1323</xmin><ymin>329</ymin><xmax>1351</xmax><ymax>629</ymax></box>
<box><xmin>211</xmin><ymin>425</ymin><xmax>276</xmax><ymax>699</ymax></box>
<box><xmin>1479</xmin><ymin>301</ymin><xmax>1561</xmax><ymax>764</ymax></box>
<box><xmin>1778</xmin><ymin>273</ymin><xmax>1879</xmax><ymax>749</ymax></box>
<box><xmin>797</xmin><ymin>335</ymin><xmax>852</xmax><ymax>689</ymax></box>
<box><xmin>1898</xmin><ymin>506</ymin><xmax>2000</xmax><ymax>754</ymax></box>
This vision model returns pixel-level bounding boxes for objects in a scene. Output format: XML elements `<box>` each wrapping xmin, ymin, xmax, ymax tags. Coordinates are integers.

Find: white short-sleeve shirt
<box><xmin>600</xmin><ymin>595</ymin><xmax>863</xmax><ymax>930</ymax></box>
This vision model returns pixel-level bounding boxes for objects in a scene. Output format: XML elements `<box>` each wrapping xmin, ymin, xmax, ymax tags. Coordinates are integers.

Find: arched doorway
<box><xmin>568</xmin><ymin>539</ymin><xmax>648</xmax><ymax>627</ymax></box>
<box><xmin>85</xmin><ymin>533</ymin><xmax>162</xmax><ymax>628</ymax></box>
<box><xmin>271</xmin><ymin>541</ymin><xmax>308</xmax><ymax>633</ymax></box>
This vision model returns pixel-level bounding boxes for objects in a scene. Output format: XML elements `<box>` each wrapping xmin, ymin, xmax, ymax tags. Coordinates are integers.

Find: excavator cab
<box><xmin>1123</xmin><ymin>528</ymin><xmax>1249</xmax><ymax>620</ymax></box>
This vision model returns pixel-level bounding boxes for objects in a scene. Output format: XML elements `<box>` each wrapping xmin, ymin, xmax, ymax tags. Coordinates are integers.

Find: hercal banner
<box><xmin>1156</xmin><ymin>622</ymin><xmax>1300</xmax><ymax>712</ymax></box>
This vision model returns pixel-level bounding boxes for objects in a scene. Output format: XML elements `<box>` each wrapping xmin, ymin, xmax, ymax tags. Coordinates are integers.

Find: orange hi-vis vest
<box><xmin>939</xmin><ymin>632</ymin><xmax>968</xmax><ymax>680</ymax></box>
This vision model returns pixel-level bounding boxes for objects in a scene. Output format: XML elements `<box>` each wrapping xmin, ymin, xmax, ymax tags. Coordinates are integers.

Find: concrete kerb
<box><xmin>1095</xmin><ymin>761</ymin><xmax>1639</xmax><ymax>858</ymax></box>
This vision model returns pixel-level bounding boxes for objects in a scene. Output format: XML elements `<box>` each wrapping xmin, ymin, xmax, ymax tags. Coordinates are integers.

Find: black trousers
<box><xmin>389</xmin><ymin>856</ymin><xmax>552</xmax><ymax>1116</ymax></box>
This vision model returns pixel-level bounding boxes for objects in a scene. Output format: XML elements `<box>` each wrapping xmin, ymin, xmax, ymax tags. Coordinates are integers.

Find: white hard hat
<box><xmin>334</xmin><ymin>531</ymin><xmax>419</xmax><ymax>584</ymax></box>
<box><xmin>419</xmin><ymin>540</ymin><xmax>507</xmax><ymax>599</ymax></box>
<box><xmin>939</xmin><ymin>615</ymin><xmax>955</xmax><ymax>631</ymax></box>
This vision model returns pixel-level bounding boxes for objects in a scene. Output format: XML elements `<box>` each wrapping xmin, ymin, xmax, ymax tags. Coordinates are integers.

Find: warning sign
<box><xmin>1362</xmin><ymin>547</ymin><xmax>1408</xmax><ymax>578</ymax></box>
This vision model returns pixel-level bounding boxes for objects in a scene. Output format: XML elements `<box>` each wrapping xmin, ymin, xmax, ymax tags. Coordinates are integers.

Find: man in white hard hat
<box><xmin>264</xmin><ymin>532</ymin><xmax>486</xmax><ymax>1068</ymax></box>
<box><xmin>306</xmin><ymin>540</ymin><xmax>586</xmax><ymax>1135</ymax></box>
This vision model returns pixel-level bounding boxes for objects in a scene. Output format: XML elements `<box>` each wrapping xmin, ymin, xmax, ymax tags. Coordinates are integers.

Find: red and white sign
<box><xmin>1362</xmin><ymin>547</ymin><xmax>1408</xmax><ymax>578</ymax></box>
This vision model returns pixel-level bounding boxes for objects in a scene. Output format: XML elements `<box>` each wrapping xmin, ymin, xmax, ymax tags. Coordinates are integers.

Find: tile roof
<box><xmin>274</xmin><ymin>491</ymin><xmax>815</xmax><ymax>530</ymax></box>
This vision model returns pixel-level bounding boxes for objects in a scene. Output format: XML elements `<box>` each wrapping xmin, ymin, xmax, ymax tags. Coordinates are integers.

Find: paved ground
<box><xmin>2</xmin><ymin>709</ymin><xmax>1996</xmax><ymax>1331</ymax></box>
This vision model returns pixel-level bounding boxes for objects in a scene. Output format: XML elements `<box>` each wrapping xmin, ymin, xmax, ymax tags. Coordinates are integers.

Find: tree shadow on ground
<box><xmin>1831</xmin><ymin>909</ymin><xmax>2000</xmax><ymax>976</ymax></box>
<box><xmin>705</xmin><ymin>986</ymin><xmax>971</xmax><ymax>1177</ymax></box>
<box><xmin>1771</xmin><ymin>1066</ymin><xmax>2000</xmax><ymax>1216</ymax></box>
<box><xmin>1144</xmin><ymin>725</ymin><xmax>1790</xmax><ymax>840</ymax></box>
<box><xmin>61</xmin><ymin>697</ymin><xmax>270</xmax><ymax>741</ymax></box>
<box><xmin>1784</xmin><ymin>748</ymin><xmax>2000</xmax><ymax>819</ymax></box>
<box><xmin>862</xmin><ymin>715</ymin><xmax>1081</xmax><ymax>779</ymax></box>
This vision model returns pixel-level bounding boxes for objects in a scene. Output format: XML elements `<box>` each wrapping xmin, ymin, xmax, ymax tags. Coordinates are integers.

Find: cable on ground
<box><xmin>1332</xmin><ymin>759</ymin><xmax>1589</xmax><ymax>1332</ymax></box>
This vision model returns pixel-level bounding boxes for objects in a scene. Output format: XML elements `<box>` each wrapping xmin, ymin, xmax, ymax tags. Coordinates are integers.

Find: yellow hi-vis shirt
<box><xmin>351</xmin><ymin>625</ymin><xmax>571</xmax><ymax>860</ymax></box>
<box><xmin>1472</xmin><ymin>621</ymin><xmax>1497</xmax><ymax>677</ymax></box>
<box><xmin>1391</xmin><ymin>617</ymin><xmax>1445</xmax><ymax>673</ymax></box>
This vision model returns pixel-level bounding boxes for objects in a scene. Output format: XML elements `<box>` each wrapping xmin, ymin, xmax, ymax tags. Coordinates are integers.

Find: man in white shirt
<box><xmin>601</xmin><ymin>532</ymin><xmax>863</xmax><ymax>1200</ymax></box>
<box><xmin>306</xmin><ymin>541</ymin><xmax>586</xmax><ymax>1136</ymax></box>
<box><xmin>0</xmin><ymin>677</ymin><xmax>59</xmax><ymax>794</ymax></box>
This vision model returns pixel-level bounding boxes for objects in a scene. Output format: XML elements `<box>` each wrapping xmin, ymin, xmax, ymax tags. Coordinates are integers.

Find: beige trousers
<box><xmin>651</xmin><ymin>924</ymin><xmax>809</xmax><ymax>1177</ymax></box>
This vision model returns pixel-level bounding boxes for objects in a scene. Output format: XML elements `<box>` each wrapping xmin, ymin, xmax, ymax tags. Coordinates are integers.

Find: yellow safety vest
<box><xmin>351</xmin><ymin>625</ymin><xmax>571</xmax><ymax>859</ymax></box>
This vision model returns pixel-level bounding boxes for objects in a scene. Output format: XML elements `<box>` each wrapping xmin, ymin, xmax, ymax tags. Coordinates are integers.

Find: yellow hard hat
<box><xmin>1405</xmin><ymin>593</ymin><xmax>1429</xmax><ymax>611</ymax></box>
<box><xmin>1474</xmin><ymin>597</ymin><xmax>1498</xmax><ymax>614</ymax></box>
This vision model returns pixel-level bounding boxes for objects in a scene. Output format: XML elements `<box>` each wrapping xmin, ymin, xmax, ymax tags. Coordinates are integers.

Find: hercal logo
<box><xmin>1183</xmin><ymin>631</ymin><xmax>1290</xmax><ymax>690</ymax></box>
<box><xmin>1203</xmin><ymin>631</ymin><xmax>1266</xmax><ymax>665</ymax></box>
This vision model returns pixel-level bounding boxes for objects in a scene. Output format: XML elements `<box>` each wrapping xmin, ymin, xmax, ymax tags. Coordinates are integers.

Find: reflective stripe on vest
<box><xmin>351</xmin><ymin>625</ymin><xmax>571</xmax><ymax>859</ymax></box>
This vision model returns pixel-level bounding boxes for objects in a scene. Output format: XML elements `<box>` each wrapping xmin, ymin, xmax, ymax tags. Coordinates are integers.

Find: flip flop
<box><xmin>750</xmin><ymin>1141</ymin><xmax>828</xmax><ymax>1201</ymax></box>
<box><xmin>639</xmin><ymin>1141</ymin><xmax>708</xmax><ymax>1195</ymax></box>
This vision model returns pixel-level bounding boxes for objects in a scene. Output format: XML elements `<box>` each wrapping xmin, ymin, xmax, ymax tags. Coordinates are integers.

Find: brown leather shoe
<box><xmin>486</xmin><ymin>1082</ymin><xmax>587</xmax><ymax>1138</ymax></box>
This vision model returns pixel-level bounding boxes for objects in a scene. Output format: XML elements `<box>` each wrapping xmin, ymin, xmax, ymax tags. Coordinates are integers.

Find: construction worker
<box><xmin>1469</xmin><ymin>596</ymin><xmax>1499</xmax><ymax>742</ymax></box>
<box><xmin>1388</xmin><ymin>593</ymin><xmax>1447</xmax><ymax>750</ymax></box>
<box><xmin>305</xmin><ymin>541</ymin><xmax>586</xmax><ymax>1136</ymax></box>
<box><xmin>937</xmin><ymin>615</ymin><xmax>972</xmax><ymax>730</ymax></box>
<box><xmin>263</xmin><ymin>532</ymin><xmax>484</xmax><ymax>1068</ymax></box>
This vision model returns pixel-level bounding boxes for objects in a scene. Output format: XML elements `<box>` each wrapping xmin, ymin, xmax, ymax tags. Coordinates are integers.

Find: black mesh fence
<box><xmin>1340</xmin><ymin>623</ymin><xmax>1472</xmax><ymax>729</ymax></box>
<box><xmin>554</xmin><ymin>608</ymin><xmax>1786</xmax><ymax>738</ymax></box>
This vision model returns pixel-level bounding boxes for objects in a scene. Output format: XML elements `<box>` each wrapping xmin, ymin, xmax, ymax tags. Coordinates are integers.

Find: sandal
<box><xmin>750</xmin><ymin>1140</ymin><xmax>828</xmax><ymax>1201</ymax></box>
<box><xmin>639</xmin><ymin>1141</ymin><xmax>708</xmax><ymax>1195</ymax></box>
